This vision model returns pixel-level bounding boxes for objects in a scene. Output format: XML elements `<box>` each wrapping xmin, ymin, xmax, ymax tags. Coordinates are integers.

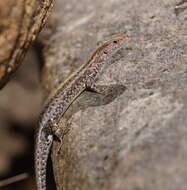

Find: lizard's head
<box><xmin>106</xmin><ymin>33</ymin><xmax>129</xmax><ymax>50</ymax></box>
<box><xmin>94</xmin><ymin>34</ymin><xmax>130</xmax><ymax>61</ymax></box>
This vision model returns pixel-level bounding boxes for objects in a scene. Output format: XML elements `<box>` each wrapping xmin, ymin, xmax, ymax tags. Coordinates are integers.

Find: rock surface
<box><xmin>40</xmin><ymin>0</ymin><xmax>187</xmax><ymax>189</ymax></box>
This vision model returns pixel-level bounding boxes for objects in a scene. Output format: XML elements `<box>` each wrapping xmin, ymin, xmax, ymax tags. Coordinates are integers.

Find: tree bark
<box><xmin>0</xmin><ymin>0</ymin><xmax>54</xmax><ymax>89</ymax></box>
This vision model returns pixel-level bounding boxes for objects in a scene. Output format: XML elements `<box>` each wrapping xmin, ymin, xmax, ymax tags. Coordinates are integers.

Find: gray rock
<box><xmin>41</xmin><ymin>0</ymin><xmax>187</xmax><ymax>189</ymax></box>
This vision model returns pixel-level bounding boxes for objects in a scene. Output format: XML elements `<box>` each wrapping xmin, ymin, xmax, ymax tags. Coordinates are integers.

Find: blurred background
<box><xmin>0</xmin><ymin>47</ymin><xmax>55</xmax><ymax>189</ymax></box>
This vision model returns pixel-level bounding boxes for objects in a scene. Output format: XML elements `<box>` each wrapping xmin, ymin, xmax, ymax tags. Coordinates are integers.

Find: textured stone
<box><xmin>41</xmin><ymin>0</ymin><xmax>187</xmax><ymax>189</ymax></box>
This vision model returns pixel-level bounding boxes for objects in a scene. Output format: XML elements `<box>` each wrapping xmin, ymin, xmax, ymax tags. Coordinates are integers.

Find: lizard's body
<box><xmin>35</xmin><ymin>34</ymin><xmax>129</xmax><ymax>190</ymax></box>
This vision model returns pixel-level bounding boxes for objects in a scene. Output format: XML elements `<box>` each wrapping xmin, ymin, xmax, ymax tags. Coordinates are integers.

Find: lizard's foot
<box><xmin>86</xmin><ymin>81</ymin><xmax>108</xmax><ymax>95</ymax></box>
<box><xmin>49</xmin><ymin>121</ymin><xmax>64</xmax><ymax>154</ymax></box>
<box><xmin>52</xmin><ymin>122</ymin><xmax>70</xmax><ymax>154</ymax></box>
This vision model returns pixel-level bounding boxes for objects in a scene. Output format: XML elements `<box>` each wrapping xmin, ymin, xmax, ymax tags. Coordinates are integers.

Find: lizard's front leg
<box><xmin>86</xmin><ymin>77</ymin><xmax>108</xmax><ymax>95</ymax></box>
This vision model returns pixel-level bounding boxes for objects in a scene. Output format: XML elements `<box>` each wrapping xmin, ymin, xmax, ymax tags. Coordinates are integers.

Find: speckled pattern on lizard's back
<box><xmin>35</xmin><ymin>34</ymin><xmax>129</xmax><ymax>190</ymax></box>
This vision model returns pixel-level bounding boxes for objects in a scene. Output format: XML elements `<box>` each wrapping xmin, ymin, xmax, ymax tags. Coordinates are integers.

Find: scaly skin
<box><xmin>35</xmin><ymin>34</ymin><xmax>129</xmax><ymax>190</ymax></box>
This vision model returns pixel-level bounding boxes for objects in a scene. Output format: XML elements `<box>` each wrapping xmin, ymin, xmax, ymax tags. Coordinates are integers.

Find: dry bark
<box><xmin>0</xmin><ymin>0</ymin><xmax>54</xmax><ymax>89</ymax></box>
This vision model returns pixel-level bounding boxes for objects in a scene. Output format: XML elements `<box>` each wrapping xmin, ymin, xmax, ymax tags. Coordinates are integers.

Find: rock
<box><xmin>40</xmin><ymin>0</ymin><xmax>187</xmax><ymax>189</ymax></box>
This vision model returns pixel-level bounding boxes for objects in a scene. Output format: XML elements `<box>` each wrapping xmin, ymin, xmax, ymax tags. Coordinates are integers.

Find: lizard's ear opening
<box><xmin>113</xmin><ymin>40</ymin><xmax>118</xmax><ymax>44</ymax></box>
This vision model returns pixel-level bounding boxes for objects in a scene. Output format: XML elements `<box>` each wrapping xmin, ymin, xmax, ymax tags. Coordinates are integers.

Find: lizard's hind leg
<box><xmin>50</xmin><ymin>120</ymin><xmax>66</xmax><ymax>154</ymax></box>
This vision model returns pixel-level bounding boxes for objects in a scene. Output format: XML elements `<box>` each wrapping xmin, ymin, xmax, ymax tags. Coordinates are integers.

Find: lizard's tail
<box><xmin>35</xmin><ymin>128</ymin><xmax>53</xmax><ymax>190</ymax></box>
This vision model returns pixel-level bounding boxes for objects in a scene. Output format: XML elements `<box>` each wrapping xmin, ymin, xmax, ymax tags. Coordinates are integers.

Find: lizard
<box><xmin>35</xmin><ymin>33</ymin><xmax>129</xmax><ymax>190</ymax></box>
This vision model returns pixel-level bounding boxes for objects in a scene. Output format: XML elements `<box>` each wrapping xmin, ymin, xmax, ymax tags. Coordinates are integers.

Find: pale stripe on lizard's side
<box><xmin>35</xmin><ymin>34</ymin><xmax>129</xmax><ymax>190</ymax></box>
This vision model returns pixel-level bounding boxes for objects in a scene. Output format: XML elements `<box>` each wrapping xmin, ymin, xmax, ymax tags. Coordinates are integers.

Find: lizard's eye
<box><xmin>103</xmin><ymin>51</ymin><xmax>108</xmax><ymax>54</ymax></box>
<box><xmin>113</xmin><ymin>40</ymin><xmax>118</xmax><ymax>44</ymax></box>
